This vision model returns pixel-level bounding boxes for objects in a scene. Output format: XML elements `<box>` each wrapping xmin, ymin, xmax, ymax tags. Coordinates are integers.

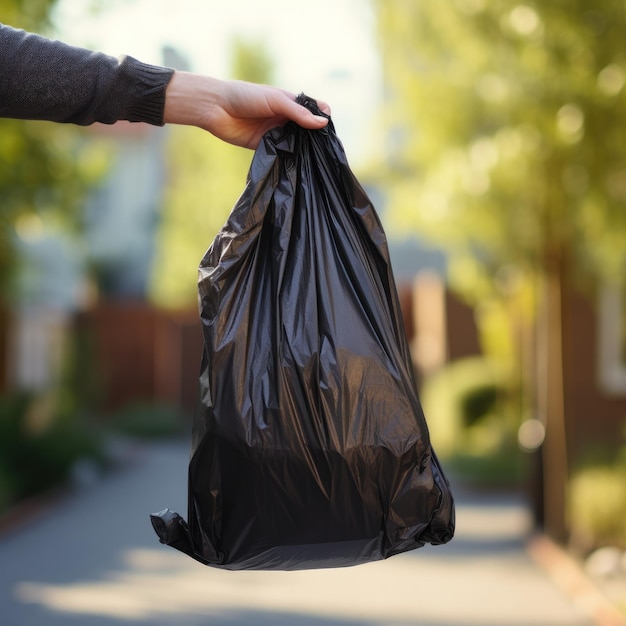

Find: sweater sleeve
<box><xmin>0</xmin><ymin>23</ymin><xmax>175</xmax><ymax>126</ymax></box>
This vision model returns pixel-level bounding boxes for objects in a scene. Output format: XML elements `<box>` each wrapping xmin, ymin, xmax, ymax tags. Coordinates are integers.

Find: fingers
<box><xmin>299</xmin><ymin>111</ymin><xmax>330</xmax><ymax>129</ymax></box>
<box><xmin>314</xmin><ymin>98</ymin><xmax>331</xmax><ymax>116</ymax></box>
<box><xmin>282</xmin><ymin>94</ymin><xmax>330</xmax><ymax>129</ymax></box>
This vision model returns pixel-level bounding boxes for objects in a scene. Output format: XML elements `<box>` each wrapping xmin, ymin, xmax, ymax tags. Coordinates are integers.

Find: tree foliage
<box><xmin>148</xmin><ymin>130</ymin><xmax>253</xmax><ymax>308</ymax></box>
<box><xmin>0</xmin><ymin>0</ymin><xmax>104</xmax><ymax>300</ymax></box>
<box><xmin>0</xmin><ymin>0</ymin><xmax>52</xmax><ymax>29</ymax></box>
<box><xmin>375</xmin><ymin>2</ymin><xmax>626</xmax><ymax>538</ymax></box>
<box><xmin>375</xmin><ymin>0</ymin><xmax>626</xmax><ymax>299</ymax></box>
<box><xmin>149</xmin><ymin>39</ymin><xmax>275</xmax><ymax>308</ymax></box>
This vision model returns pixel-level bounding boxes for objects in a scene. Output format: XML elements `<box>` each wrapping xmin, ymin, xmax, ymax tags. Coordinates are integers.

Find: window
<box><xmin>597</xmin><ymin>284</ymin><xmax>626</xmax><ymax>395</ymax></box>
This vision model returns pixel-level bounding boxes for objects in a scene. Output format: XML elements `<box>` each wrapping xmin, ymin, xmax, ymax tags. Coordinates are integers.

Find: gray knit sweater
<box><xmin>0</xmin><ymin>23</ymin><xmax>175</xmax><ymax>126</ymax></box>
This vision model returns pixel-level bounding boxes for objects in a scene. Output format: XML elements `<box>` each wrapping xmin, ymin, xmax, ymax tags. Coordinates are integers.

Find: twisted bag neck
<box><xmin>296</xmin><ymin>92</ymin><xmax>335</xmax><ymax>134</ymax></box>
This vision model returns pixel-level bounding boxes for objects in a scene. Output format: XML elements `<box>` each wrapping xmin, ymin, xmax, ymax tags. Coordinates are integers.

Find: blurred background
<box><xmin>1</xmin><ymin>0</ymin><xmax>625</xmax><ymax>622</ymax></box>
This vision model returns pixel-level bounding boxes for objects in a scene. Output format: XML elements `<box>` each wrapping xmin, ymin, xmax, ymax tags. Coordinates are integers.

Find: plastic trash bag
<box><xmin>151</xmin><ymin>95</ymin><xmax>455</xmax><ymax>570</ymax></box>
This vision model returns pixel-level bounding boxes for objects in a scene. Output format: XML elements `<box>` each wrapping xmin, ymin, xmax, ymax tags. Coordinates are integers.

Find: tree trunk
<box><xmin>536</xmin><ymin>253</ymin><xmax>569</xmax><ymax>542</ymax></box>
<box><xmin>0</xmin><ymin>303</ymin><xmax>9</xmax><ymax>392</ymax></box>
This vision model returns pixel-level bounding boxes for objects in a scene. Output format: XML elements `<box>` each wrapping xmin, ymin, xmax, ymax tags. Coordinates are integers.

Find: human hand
<box><xmin>163</xmin><ymin>72</ymin><xmax>330</xmax><ymax>149</ymax></box>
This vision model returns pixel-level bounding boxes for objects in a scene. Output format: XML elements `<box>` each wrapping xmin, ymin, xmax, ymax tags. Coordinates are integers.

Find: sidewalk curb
<box><xmin>527</xmin><ymin>533</ymin><xmax>626</xmax><ymax>626</ymax></box>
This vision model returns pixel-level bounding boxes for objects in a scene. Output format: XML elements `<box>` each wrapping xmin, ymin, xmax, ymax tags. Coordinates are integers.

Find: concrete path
<box><xmin>0</xmin><ymin>440</ymin><xmax>596</xmax><ymax>626</ymax></box>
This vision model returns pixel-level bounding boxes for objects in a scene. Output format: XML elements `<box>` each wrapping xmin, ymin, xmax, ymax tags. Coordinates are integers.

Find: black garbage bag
<box><xmin>151</xmin><ymin>95</ymin><xmax>454</xmax><ymax>570</ymax></box>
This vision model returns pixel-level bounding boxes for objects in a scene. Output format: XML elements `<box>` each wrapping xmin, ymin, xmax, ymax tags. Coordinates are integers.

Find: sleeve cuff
<box><xmin>116</xmin><ymin>56</ymin><xmax>175</xmax><ymax>126</ymax></box>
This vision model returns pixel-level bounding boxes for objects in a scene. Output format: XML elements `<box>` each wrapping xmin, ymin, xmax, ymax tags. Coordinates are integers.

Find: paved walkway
<box><xmin>0</xmin><ymin>440</ymin><xmax>601</xmax><ymax>626</ymax></box>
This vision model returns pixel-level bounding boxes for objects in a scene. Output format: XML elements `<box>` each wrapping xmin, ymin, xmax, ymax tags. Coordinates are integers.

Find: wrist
<box><xmin>163</xmin><ymin>71</ymin><xmax>221</xmax><ymax>129</ymax></box>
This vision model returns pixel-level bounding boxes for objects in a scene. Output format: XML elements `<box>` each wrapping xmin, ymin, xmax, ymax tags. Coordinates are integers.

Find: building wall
<box><xmin>400</xmin><ymin>272</ymin><xmax>482</xmax><ymax>382</ymax></box>
<box><xmin>84</xmin><ymin>122</ymin><xmax>168</xmax><ymax>299</ymax></box>
<box><xmin>563</xmin><ymin>286</ymin><xmax>626</xmax><ymax>462</ymax></box>
<box><xmin>445</xmin><ymin>290</ymin><xmax>482</xmax><ymax>362</ymax></box>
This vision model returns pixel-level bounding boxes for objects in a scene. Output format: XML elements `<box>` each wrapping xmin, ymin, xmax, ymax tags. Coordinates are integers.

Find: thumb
<box><xmin>279</xmin><ymin>93</ymin><xmax>330</xmax><ymax>129</ymax></box>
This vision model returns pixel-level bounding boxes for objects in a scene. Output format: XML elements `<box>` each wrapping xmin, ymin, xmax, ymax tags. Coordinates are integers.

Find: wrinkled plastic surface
<box><xmin>151</xmin><ymin>96</ymin><xmax>455</xmax><ymax>570</ymax></box>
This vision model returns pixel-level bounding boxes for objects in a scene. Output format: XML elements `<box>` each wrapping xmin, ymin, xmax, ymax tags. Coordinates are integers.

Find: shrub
<box><xmin>568</xmin><ymin>460</ymin><xmax>626</xmax><ymax>550</ymax></box>
<box><xmin>420</xmin><ymin>356</ymin><xmax>526</xmax><ymax>487</ymax></box>
<box><xmin>460</xmin><ymin>383</ymin><xmax>499</xmax><ymax>427</ymax></box>
<box><xmin>0</xmin><ymin>392</ymin><xmax>102</xmax><ymax>513</ymax></box>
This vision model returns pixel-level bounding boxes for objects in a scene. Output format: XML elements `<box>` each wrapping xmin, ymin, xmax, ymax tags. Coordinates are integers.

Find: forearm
<box><xmin>0</xmin><ymin>23</ymin><xmax>174</xmax><ymax>126</ymax></box>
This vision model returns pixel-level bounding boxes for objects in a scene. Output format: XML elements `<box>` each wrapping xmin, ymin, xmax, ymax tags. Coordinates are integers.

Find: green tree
<box><xmin>375</xmin><ymin>0</ymin><xmax>626</xmax><ymax>540</ymax></box>
<box><xmin>0</xmin><ymin>0</ymin><xmax>104</xmax><ymax>300</ymax></box>
<box><xmin>0</xmin><ymin>1</ymin><xmax>108</xmax><ymax>506</ymax></box>
<box><xmin>150</xmin><ymin>39</ymin><xmax>275</xmax><ymax>308</ymax></box>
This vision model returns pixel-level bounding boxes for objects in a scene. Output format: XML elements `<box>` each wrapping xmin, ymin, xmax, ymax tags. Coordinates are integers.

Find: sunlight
<box><xmin>52</xmin><ymin>0</ymin><xmax>383</xmax><ymax>167</ymax></box>
<box><xmin>11</xmin><ymin>502</ymin><xmax>574</xmax><ymax>626</ymax></box>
